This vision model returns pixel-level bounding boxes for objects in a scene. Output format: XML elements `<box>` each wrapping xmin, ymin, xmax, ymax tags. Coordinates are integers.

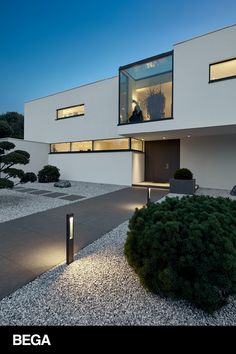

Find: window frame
<box><xmin>56</xmin><ymin>104</ymin><xmax>85</xmax><ymax>120</ymax></box>
<box><xmin>209</xmin><ymin>57</ymin><xmax>236</xmax><ymax>83</ymax></box>
<box><xmin>118</xmin><ymin>50</ymin><xmax>174</xmax><ymax>126</ymax></box>
<box><xmin>50</xmin><ymin>137</ymin><xmax>144</xmax><ymax>154</ymax></box>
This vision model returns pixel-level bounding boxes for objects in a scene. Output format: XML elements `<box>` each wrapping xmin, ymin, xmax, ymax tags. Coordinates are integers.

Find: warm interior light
<box><xmin>69</xmin><ymin>216</ymin><xmax>74</xmax><ymax>239</ymax></box>
<box><xmin>187</xmin><ymin>135</ymin><xmax>191</xmax><ymax>138</ymax></box>
<box><xmin>162</xmin><ymin>137</ymin><xmax>166</xmax><ymax>140</ymax></box>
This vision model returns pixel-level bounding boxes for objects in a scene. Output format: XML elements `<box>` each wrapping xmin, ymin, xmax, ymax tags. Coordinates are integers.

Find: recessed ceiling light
<box><xmin>187</xmin><ymin>135</ymin><xmax>191</xmax><ymax>138</ymax></box>
<box><xmin>162</xmin><ymin>137</ymin><xmax>166</xmax><ymax>140</ymax></box>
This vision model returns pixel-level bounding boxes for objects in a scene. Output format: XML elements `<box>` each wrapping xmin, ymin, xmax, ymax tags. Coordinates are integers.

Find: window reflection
<box><xmin>119</xmin><ymin>54</ymin><xmax>173</xmax><ymax>124</ymax></box>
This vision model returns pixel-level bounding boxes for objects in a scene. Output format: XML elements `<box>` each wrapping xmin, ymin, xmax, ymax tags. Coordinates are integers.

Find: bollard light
<box><xmin>66</xmin><ymin>213</ymin><xmax>74</xmax><ymax>265</ymax></box>
<box><xmin>147</xmin><ymin>187</ymin><xmax>151</xmax><ymax>204</ymax></box>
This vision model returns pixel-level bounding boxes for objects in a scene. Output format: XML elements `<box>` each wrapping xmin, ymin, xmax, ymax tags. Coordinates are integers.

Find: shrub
<box><xmin>124</xmin><ymin>195</ymin><xmax>236</xmax><ymax>313</ymax></box>
<box><xmin>174</xmin><ymin>168</ymin><xmax>193</xmax><ymax>180</ymax></box>
<box><xmin>38</xmin><ymin>165</ymin><xmax>60</xmax><ymax>183</ymax></box>
<box><xmin>0</xmin><ymin>178</ymin><xmax>14</xmax><ymax>189</ymax></box>
<box><xmin>20</xmin><ymin>172</ymin><xmax>37</xmax><ymax>183</ymax></box>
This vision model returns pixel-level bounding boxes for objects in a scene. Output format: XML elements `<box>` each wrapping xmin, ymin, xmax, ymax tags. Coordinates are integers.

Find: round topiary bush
<box><xmin>124</xmin><ymin>196</ymin><xmax>236</xmax><ymax>313</ymax></box>
<box><xmin>20</xmin><ymin>172</ymin><xmax>37</xmax><ymax>184</ymax></box>
<box><xmin>38</xmin><ymin>165</ymin><xmax>60</xmax><ymax>183</ymax></box>
<box><xmin>0</xmin><ymin>178</ymin><xmax>14</xmax><ymax>189</ymax></box>
<box><xmin>174</xmin><ymin>168</ymin><xmax>193</xmax><ymax>180</ymax></box>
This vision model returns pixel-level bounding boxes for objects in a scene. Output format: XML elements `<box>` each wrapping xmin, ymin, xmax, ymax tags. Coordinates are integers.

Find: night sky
<box><xmin>1</xmin><ymin>0</ymin><xmax>236</xmax><ymax>113</ymax></box>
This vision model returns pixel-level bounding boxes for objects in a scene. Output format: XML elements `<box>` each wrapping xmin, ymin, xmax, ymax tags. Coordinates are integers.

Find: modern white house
<box><xmin>23</xmin><ymin>24</ymin><xmax>236</xmax><ymax>189</ymax></box>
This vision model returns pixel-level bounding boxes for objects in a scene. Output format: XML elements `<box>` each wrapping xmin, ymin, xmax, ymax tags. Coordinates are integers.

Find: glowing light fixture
<box><xmin>66</xmin><ymin>213</ymin><xmax>74</xmax><ymax>265</ymax></box>
<box><xmin>147</xmin><ymin>187</ymin><xmax>151</xmax><ymax>204</ymax></box>
<box><xmin>162</xmin><ymin>137</ymin><xmax>166</xmax><ymax>140</ymax></box>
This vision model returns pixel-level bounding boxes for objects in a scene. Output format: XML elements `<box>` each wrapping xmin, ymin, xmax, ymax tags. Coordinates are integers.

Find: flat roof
<box><xmin>25</xmin><ymin>75</ymin><xmax>118</xmax><ymax>104</ymax></box>
<box><xmin>26</xmin><ymin>23</ymin><xmax>236</xmax><ymax>105</ymax></box>
<box><xmin>174</xmin><ymin>23</ymin><xmax>236</xmax><ymax>46</ymax></box>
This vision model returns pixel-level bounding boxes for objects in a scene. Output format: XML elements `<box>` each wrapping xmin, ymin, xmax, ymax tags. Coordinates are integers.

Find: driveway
<box><xmin>0</xmin><ymin>187</ymin><xmax>167</xmax><ymax>299</ymax></box>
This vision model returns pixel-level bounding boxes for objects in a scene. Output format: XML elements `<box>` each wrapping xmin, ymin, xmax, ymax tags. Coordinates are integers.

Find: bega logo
<box><xmin>13</xmin><ymin>334</ymin><xmax>51</xmax><ymax>346</ymax></box>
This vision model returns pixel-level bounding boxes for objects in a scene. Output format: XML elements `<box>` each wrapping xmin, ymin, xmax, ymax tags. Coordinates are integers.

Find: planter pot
<box><xmin>169</xmin><ymin>178</ymin><xmax>196</xmax><ymax>195</ymax></box>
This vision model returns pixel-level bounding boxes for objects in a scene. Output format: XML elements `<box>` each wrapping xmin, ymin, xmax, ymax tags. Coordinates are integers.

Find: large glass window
<box><xmin>71</xmin><ymin>141</ymin><xmax>92</xmax><ymax>152</ymax></box>
<box><xmin>50</xmin><ymin>138</ymin><xmax>143</xmax><ymax>153</ymax></box>
<box><xmin>57</xmin><ymin>104</ymin><xmax>85</xmax><ymax>119</ymax></box>
<box><xmin>119</xmin><ymin>53</ymin><xmax>173</xmax><ymax>124</ymax></box>
<box><xmin>93</xmin><ymin>138</ymin><xmax>129</xmax><ymax>151</ymax></box>
<box><xmin>131</xmin><ymin>138</ymin><xmax>143</xmax><ymax>151</ymax></box>
<box><xmin>50</xmin><ymin>142</ymin><xmax>70</xmax><ymax>152</ymax></box>
<box><xmin>210</xmin><ymin>58</ymin><xmax>236</xmax><ymax>82</ymax></box>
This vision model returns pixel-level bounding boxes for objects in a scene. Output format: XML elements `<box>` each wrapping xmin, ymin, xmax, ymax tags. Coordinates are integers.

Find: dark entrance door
<box><xmin>145</xmin><ymin>139</ymin><xmax>180</xmax><ymax>183</ymax></box>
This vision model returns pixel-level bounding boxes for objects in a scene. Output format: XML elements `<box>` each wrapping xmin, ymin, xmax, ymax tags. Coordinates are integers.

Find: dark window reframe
<box><xmin>118</xmin><ymin>50</ymin><xmax>174</xmax><ymax>126</ymax></box>
<box><xmin>56</xmin><ymin>104</ymin><xmax>85</xmax><ymax>120</ymax></box>
<box><xmin>209</xmin><ymin>57</ymin><xmax>236</xmax><ymax>83</ymax></box>
<box><xmin>50</xmin><ymin>137</ymin><xmax>144</xmax><ymax>154</ymax></box>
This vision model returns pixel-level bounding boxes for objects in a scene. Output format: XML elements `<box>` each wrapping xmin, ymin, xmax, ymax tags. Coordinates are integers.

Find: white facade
<box><xmin>117</xmin><ymin>24</ymin><xmax>236</xmax><ymax>138</ymax></box>
<box><xmin>180</xmin><ymin>135</ymin><xmax>236</xmax><ymax>190</ymax></box>
<box><xmin>48</xmin><ymin>151</ymin><xmax>132</xmax><ymax>186</ymax></box>
<box><xmin>0</xmin><ymin>138</ymin><xmax>49</xmax><ymax>175</ymax></box>
<box><xmin>24</xmin><ymin>24</ymin><xmax>236</xmax><ymax>190</ymax></box>
<box><xmin>25</xmin><ymin>77</ymin><xmax>119</xmax><ymax>143</ymax></box>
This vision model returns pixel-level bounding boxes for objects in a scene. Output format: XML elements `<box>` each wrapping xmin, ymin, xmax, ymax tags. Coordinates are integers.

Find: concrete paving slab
<box><xmin>15</xmin><ymin>188</ymin><xmax>36</xmax><ymax>193</ymax></box>
<box><xmin>43</xmin><ymin>192</ymin><xmax>68</xmax><ymax>198</ymax></box>
<box><xmin>29</xmin><ymin>190</ymin><xmax>52</xmax><ymax>195</ymax></box>
<box><xmin>59</xmin><ymin>194</ymin><xmax>84</xmax><ymax>201</ymax></box>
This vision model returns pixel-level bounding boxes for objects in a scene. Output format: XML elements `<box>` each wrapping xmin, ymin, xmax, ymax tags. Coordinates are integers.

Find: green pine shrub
<box><xmin>38</xmin><ymin>165</ymin><xmax>60</xmax><ymax>183</ymax></box>
<box><xmin>124</xmin><ymin>195</ymin><xmax>236</xmax><ymax>313</ymax></box>
<box><xmin>0</xmin><ymin>178</ymin><xmax>14</xmax><ymax>189</ymax></box>
<box><xmin>174</xmin><ymin>168</ymin><xmax>193</xmax><ymax>180</ymax></box>
<box><xmin>20</xmin><ymin>172</ymin><xmax>37</xmax><ymax>183</ymax></box>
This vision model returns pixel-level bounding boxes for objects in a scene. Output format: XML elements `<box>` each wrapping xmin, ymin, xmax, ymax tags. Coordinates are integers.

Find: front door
<box><xmin>145</xmin><ymin>139</ymin><xmax>180</xmax><ymax>183</ymax></box>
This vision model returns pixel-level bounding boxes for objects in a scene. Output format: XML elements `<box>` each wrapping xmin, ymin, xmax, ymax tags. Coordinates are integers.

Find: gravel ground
<box><xmin>0</xmin><ymin>220</ymin><xmax>235</xmax><ymax>326</ymax></box>
<box><xmin>0</xmin><ymin>181</ymin><xmax>126</xmax><ymax>223</ymax></box>
<box><xmin>159</xmin><ymin>187</ymin><xmax>236</xmax><ymax>201</ymax></box>
<box><xmin>0</xmin><ymin>189</ymin><xmax>70</xmax><ymax>223</ymax></box>
<box><xmin>196</xmin><ymin>187</ymin><xmax>236</xmax><ymax>199</ymax></box>
<box><xmin>23</xmin><ymin>180</ymin><xmax>126</xmax><ymax>199</ymax></box>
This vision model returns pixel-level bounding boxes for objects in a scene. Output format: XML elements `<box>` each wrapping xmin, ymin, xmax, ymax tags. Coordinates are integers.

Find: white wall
<box><xmin>48</xmin><ymin>151</ymin><xmax>132</xmax><ymax>185</ymax></box>
<box><xmin>174</xmin><ymin>25</ymin><xmax>236</xmax><ymax>130</ymax></box>
<box><xmin>1</xmin><ymin>138</ymin><xmax>49</xmax><ymax>174</ymax></box>
<box><xmin>132</xmin><ymin>152</ymin><xmax>144</xmax><ymax>184</ymax></box>
<box><xmin>25</xmin><ymin>77</ymin><xmax>119</xmax><ymax>143</ymax></box>
<box><xmin>180</xmin><ymin>134</ymin><xmax>236</xmax><ymax>190</ymax></box>
<box><xmin>118</xmin><ymin>24</ymin><xmax>236</xmax><ymax>137</ymax></box>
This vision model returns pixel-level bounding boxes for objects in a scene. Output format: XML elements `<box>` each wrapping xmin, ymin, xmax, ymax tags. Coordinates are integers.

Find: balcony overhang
<box><xmin>118</xmin><ymin>124</ymin><xmax>236</xmax><ymax>141</ymax></box>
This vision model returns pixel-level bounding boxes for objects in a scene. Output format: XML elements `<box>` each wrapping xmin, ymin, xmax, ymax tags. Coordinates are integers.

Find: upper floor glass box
<box><xmin>119</xmin><ymin>52</ymin><xmax>173</xmax><ymax>125</ymax></box>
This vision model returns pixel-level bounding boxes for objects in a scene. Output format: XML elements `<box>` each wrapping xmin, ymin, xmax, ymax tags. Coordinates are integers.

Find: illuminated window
<box><xmin>93</xmin><ymin>138</ymin><xmax>129</xmax><ymax>151</ymax></box>
<box><xmin>57</xmin><ymin>104</ymin><xmax>85</xmax><ymax>119</ymax></box>
<box><xmin>210</xmin><ymin>58</ymin><xmax>236</xmax><ymax>82</ymax></box>
<box><xmin>71</xmin><ymin>141</ymin><xmax>92</xmax><ymax>151</ymax></box>
<box><xmin>50</xmin><ymin>143</ymin><xmax>70</xmax><ymax>152</ymax></box>
<box><xmin>50</xmin><ymin>138</ymin><xmax>143</xmax><ymax>153</ymax></box>
<box><xmin>131</xmin><ymin>138</ymin><xmax>143</xmax><ymax>151</ymax></box>
<box><xmin>119</xmin><ymin>52</ymin><xmax>173</xmax><ymax>124</ymax></box>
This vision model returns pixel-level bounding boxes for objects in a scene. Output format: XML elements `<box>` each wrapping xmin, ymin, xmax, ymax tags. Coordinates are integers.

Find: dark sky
<box><xmin>1</xmin><ymin>0</ymin><xmax>236</xmax><ymax>114</ymax></box>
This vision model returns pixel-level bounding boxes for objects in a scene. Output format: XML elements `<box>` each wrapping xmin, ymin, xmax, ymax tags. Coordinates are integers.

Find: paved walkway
<box><xmin>0</xmin><ymin>187</ymin><xmax>167</xmax><ymax>300</ymax></box>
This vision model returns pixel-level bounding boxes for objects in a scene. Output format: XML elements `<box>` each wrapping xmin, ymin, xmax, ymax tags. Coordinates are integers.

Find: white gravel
<box><xmin>158</xmin><ymin>187</ymin><xmax>236</xmax><ymax>202</ymax></box>
<box><xmin>0</xmin><ymin>189</ymin><xmax>70</xmax><ymax>223</ymax></box>
<box><xmin>0</xmin><ymin>220</ymin><xmax>235</xmax><ymax>326</ymax></box>
<box><xmin>23</xmin><ymin>180</ymin><xmax>126</xmax><ymax>199</ymax></box>
<box><xmin>0</xmin><ymin>181</ymin><xmax>126</xmax><ymax>223</ymax></box>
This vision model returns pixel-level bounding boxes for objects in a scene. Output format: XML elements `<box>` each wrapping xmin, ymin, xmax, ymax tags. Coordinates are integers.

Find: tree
<box><xmin>0</xmin><ymin>139</ymin><xmax>37</xmax><ymax>189</ymax></box>
<box><xmin>0</xmin><ymin>112</ymin><xmax>24</xmax><ymax>139</ymax></box>
<box><xmin>0</xmin><ymin>120</ymin><xmax>13</xmax><ymax>138</ymax></box>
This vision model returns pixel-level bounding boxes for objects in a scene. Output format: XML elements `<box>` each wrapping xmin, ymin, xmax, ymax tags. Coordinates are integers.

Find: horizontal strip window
<box><xmin>57</xmin><ymin>104</ymin><xmax>85</xmax><ymax>119</ymax></box>
<box><xmin>50</xmin><ymin>138</ymin><xmax>144</xmax><ymax>153</ymax></box>
<box><xmin>209</xmin><ymin>58</ymin><xmax>236</xmax><ymax>82</ymax></box>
